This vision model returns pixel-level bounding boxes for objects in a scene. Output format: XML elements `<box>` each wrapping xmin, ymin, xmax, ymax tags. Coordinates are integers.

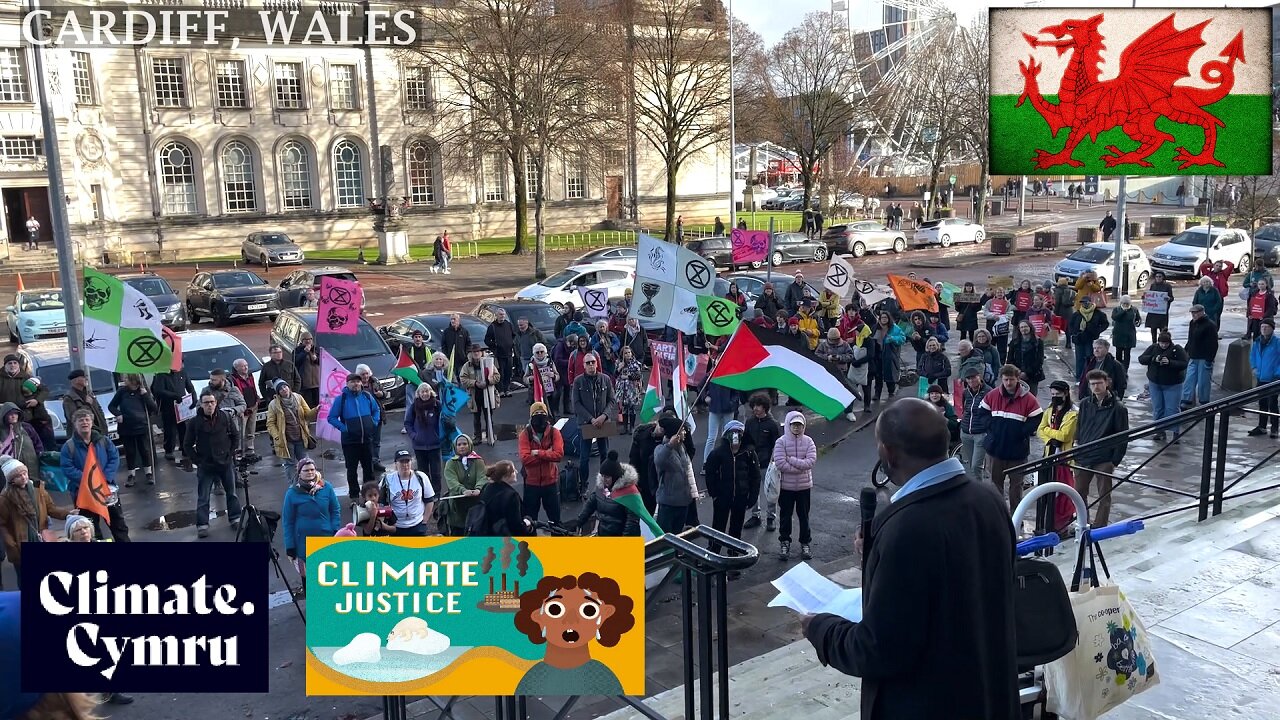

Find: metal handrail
<box><xmin>1010</xmin><ymin>378</ymin><xmax>1280</xmax><ymax>477</ymax></box>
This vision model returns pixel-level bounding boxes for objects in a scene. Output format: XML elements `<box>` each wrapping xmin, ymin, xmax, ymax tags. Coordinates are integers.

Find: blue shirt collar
<box><xmin>891</xmin><ymin>457</ymin><xmax>966</xmax><ymax>503</ymax></box>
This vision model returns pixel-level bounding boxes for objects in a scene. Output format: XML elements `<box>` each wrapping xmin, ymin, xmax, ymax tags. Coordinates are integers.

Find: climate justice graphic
<box><xmin>989</xmin><ymin>8</ymin><xmax>1273</xmax><ymax>176</ymax></box>
<box><xmin>305</xmin><ymin>536</ymin><xmax>645</xmax><ymax>696</ymax></box>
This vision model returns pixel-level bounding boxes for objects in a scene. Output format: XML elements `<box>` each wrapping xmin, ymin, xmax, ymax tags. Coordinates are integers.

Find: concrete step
<box><xmin>603</xmin><ymin>473</ymin><xmax>1280</xmax><ymax>720</ymax></box>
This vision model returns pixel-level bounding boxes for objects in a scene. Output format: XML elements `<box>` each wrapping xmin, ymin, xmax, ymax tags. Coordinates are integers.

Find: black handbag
<box><xmin>1013</xmin><ymin>555</ymin><xmax>1078</xmax><ymax>670</ymax></box>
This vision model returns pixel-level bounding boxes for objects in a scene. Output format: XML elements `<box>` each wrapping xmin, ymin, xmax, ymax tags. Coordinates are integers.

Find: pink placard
<box><xmin>317</xmin><ymin>348</ymin><xmax>350</xmax><ymax>443</ymax></box>
<box><xmin>730</xmin><ymin>228</ymin><xmax>770</xmax><ymax>264</ymax></box>
<box><xmin>318</xmin><ymin>276</ymin><xmax>363</xmax><ymax>335</ymax></box>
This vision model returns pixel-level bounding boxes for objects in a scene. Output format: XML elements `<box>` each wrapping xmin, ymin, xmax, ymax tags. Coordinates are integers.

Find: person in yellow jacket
<box><xmin>266</xmin><ymin>379</ymin><xmax>318</xmax><ymax>482</ymax></box>
<box><xmin>817</xmin><ymin>289</ymin><xmax>842</xmax><ymax>331</ymax></box>
<box><xmin>1036</xmin><ymin>379</ymin><xmax>1080</xmax><ymax>535</ymax></box>
<box><xmin>796</xmin><ymin>302</ymin><xmax>821</xmax><ymax>350</ymax></box>
<box><xmin>1073</xmin><ymin>271</ymin><xmax>1104</xmax><ymax>311</ymax></box>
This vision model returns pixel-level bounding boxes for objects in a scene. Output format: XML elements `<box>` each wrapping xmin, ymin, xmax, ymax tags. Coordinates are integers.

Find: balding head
<box><xmin>875</xmin><ymin>398</ymin><xmax>953</xmax><ymax>486</ymax></box>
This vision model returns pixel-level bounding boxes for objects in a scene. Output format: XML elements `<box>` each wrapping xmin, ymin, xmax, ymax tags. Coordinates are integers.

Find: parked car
<box><xmin>472</xmin><ymin>299</ymin><xmax>559</xmax><ymax>336</ymax></box>
<box><xmin>379</xmin><ymin>313</ymin><xmax>490</xmax><ymax>357</ymax></box>
<box><xmin>685</xmin><ymin>236</ymin><xmax>735</xmax><ymax>268</ymax></box>
<box><xmin>1150</xmin><ymin>225</ymin><xmax>1252</xmax><ymax>278</ymax></box>
<box><xmin>1252</xmin><ymin>223</ymin><xmax>1280</xmax><ymax>267</ymax></box>
<box><xmin>275</xmin><ymin>266</ymin><xmax>360</xmax><ymax>309</ymax></box>
<box><xmin>17</xmin><ymin>340</ymin><xmax>117</xmax><ymax>441</ymax></box>
<box><xmin>834</xmin><ymin>192</ymin><xmax>881</xmax><ymax>213</ymax></box>
<box><xmin>781</xmin><ymin>196</ymin><xmax>819</xmax><ymax>211</ymax></box>
<box><xmin>184</xmin><ymin>270</ymin><xmax>279</xmax><ymax>326</ymax></box>
<box><xmin>118</xmin><ymin>272</ymin><xmax>187</xmax><ymax>330</ymax></box>
<box><xmin>6</xmin><ymin>289</ymin><xmax>66</xmax><ymax>344</ymax></box>
<box><xmin>242</xmin><ymin>231</ymin><xmax>304</xmax><ymax>265</ymax></box>
<box><xmin>272</xmin><ymin>309</ymin><xmax>405</xmax><ymax>407</ymax></box>
<box><xmin>724</xmin><ymin>271</ymin><xmax>821</xmax><ymax>307</ymax></box>
<box><xmin>172</xmin><ymin>329</ymin><xmax>269</xmax><ymax>424</ymax></box>
<box><xmin>822</xmin><ymin>221</ymin><xmax>906</xmax><ymax>257</ymax></box>
<box><xmin>572</xmin><ymin>246</ymin><xmax>638</xmax><ymax>266</ymax></box>
<box><xmin>763</xmin><ymin>187</ymin><xmax>796</xmax><ymax>210</ymax></box>
<box><xmin>913</xmin><ymin>218</ymin><xmax>986</xmax><ymax>247</ymax></box>
<box><xmin>515</xmin><ymin>263</ymin><xmax>635</xmax><ymax>310</ymax></box>
<box><xmin>1054</xmin><ymin>242</ymin><xmax>1151</xmax><ymax>291</ymax></box>
<box><xmin>768</xmin><ymin>232</ymin><xmax>829</xmax><ymax>266</ymax></box>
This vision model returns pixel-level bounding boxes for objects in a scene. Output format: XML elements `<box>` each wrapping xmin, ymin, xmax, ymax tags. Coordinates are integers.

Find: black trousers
<box><xmin>159</xmin><ymin>400</ymin><xmax>185</xmax><ymax>454</ymax></box>
<box><xmin>711</xmin><ymin>496</ymin><xmax>749</xmax><ymax>541</ymax></box>
<box><xmin>92</xmin><ymin>501</ymin><xmax>132</xmax><ymax>542</ymax></box>
<box><xmin>522</xmin><ymin>483</ymin><xmax>561</xmax><ymax>524</ymax></box>
<box><xmin>120</xmin><ymin>433</ymin><xmax>153</xmax><ymax>471</ymax></box>
<box><xmin>495</xmin><ymin>352</ymin><xmax>514</xmax><ymax>392</ymax></box>
<box><xmin>302</xmin><ymin>387</ymin><xmax>319</xmax><ymax>407</ymax></box>
<box><xmin>1258</xmin><ymin>393</ymin><xmax>1279</xmax><ymax>431</ymax></box>
<box><xmin>1115</xmin><ymin>347</ymin><xmax>1132</xmax><ymax>370</ymax></box>
<box><xmin>342</xmin><ymin>442</ymin><xmax>375</xmax><ymax>497</ymax></box>
<box><xmin>472</xmin><ymin>398</ymin><xmax>493</xmax><ymax>440</ymax></box>
<box><xmin>414</xmin><ymin>448</ymin><xmax>444</xmax><ymax>497</ymax></box>
<box><xmin>778</xmin><ymin>488</ymin><xmax>812</xmax><ymax>545</ymax></box>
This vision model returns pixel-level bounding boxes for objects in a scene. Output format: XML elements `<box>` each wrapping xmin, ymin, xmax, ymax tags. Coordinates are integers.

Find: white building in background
<box><xmin>0</xmin><ymin>1</ymin><xmax>729</xmax><ymax>264</ymax></box>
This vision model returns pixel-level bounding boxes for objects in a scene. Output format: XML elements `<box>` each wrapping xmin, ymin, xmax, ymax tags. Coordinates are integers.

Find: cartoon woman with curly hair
<box><xmin>512</xmin><ymin>572</ymin><xmax>635</xmax><ymax>695</ymax></box>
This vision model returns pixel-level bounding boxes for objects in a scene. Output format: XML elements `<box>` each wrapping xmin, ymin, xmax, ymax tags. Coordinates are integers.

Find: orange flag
<box><xmin>887</xmin><ymin>274</ymin><xmax>939</xmax><ymax>313</ymax></box>
<box><xmin>76</xmin><ymin>441</ymin><xmax>112</xmax><ymax>523</ymax></box>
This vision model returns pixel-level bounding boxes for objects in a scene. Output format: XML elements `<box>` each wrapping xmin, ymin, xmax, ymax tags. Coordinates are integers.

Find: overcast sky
<box><xmin>734</xmin><ymin>0</ymin><xmax>1274</xmax><ymax>48</ymax></box>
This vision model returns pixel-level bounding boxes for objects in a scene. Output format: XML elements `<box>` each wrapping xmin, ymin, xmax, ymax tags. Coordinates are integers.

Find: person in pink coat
<box><xmin>772</xmin><ymin>410</ymin><xmax>817</xmax><ymax>561</ymax></box>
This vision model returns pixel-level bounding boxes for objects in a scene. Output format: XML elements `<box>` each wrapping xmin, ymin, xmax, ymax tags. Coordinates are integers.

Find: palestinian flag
<box><xmin>710</xmin><ymin>323</ymin><xmax>857</xmax><ymax>420</ymax></box>
<box><xmin>989</xmin><ymin>8</ymin><xmax>1271</xmax><ymax>176</ymax></box>
<box><xmin>638</xmin><ymin>361</ymin><xmax>663</xmax><ymax>423</ymax></box>
<box><xmin>607</xmin><ymin>483</ymin><xmax>664</xmax><ymax>539</ymax></box>
<box><xmin>392</xmin><ymin>348</ymin><xmax>420</xmax><ymax>386</ymax></box>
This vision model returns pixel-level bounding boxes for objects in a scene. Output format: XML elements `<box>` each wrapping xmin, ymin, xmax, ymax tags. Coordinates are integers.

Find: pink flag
<box><xmin>730</xmin><ymin>228</ymin><xmax>769</xmax><ymax>265</ymax></box>
<box><xmin>316</xmin><ymin>348</ymin><xmax>350</xmax><ymax>443</ymax></box>
<box><xmin>318</xmin><ymin>276</ymin><xmax>362</xmax><ymax>336</ymax></box>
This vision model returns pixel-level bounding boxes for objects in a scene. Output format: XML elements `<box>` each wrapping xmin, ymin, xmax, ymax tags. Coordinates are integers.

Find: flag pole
<box><xmin>678</xmin><ymin>322</ymin><xmax>742</xmax><ymax>428</ymax></box>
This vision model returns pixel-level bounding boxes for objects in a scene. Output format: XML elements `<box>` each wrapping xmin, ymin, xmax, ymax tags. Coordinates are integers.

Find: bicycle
<box><xmin>870</xmin><ymin>442</ymin><xmax>964</xmax><ymax>489</ymax></box>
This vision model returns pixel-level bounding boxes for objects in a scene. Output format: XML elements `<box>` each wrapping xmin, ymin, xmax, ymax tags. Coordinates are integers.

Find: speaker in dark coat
<box><xmin>804</xmin><ymin>473</ymin><xmax>1019</xmax><ymax>720</ymax></box>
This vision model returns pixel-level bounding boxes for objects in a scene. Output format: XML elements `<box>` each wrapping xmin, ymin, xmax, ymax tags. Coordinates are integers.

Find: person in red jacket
<box><xmin>1198</xmin><ymin>259</ymin><xmax>1234</xmax><ymax>298</ymax></box>
<box><xmin>980</xmin><ymin>364</ymin><xmax>1043</xmax><ymax>510</ymax></box>
<box><xmin>518</xmin><ymin>402</ymin><xmax>565</xmax><ymax>523</ymax></box>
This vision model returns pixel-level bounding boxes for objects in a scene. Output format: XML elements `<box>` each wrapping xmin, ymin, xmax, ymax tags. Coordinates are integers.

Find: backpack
<box><xmin>463</xmin><ymin>502</ymin><xmax>489</xmax><ymax>536</ymax></box>
<box><xmin>1012</xmin><ymin>555</ymin><xmax>1077</xmax><ymax>670</ymax></box>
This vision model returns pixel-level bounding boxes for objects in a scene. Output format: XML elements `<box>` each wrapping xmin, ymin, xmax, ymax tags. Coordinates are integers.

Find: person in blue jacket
<box><xmin>1249</xmin><ymin>317</ymin><xmax>1280</xmax><ymax>438</ymax></box>
<box><xmin>282</xmin><ymin>457</ymin><xmax>340</xmax><ymax>595</ymax></box>
<box><xmin>60</xmin><ymin>407</ymin><xmax>127</xmax><ymax>541</ymax></box>
<box><xmin>327</xmin><ymin>372</ymin><xmax>382</xmax><ymax>499</ymax></box>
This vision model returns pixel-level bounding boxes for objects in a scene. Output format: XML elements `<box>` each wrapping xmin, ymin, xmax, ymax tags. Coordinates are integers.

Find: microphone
<box><xmin>859</xmin><ymin>486</ymin><xmax>877</xmax><ymax>564</ymax></box>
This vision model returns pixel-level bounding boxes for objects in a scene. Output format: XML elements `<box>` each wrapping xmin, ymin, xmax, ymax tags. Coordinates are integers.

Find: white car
<box><xmin>516</xmin><ymin>263</ymin><xmax>636</xmax><ymax>311</ymax></box>
<box><xmin>913</xmin><ymin>218</ymin><xmax>986</xmax><ymax>247</ymax></box>
<box><xmin>1054</xmin><ymin>242</ymin><xmax>1152</xmax><ymax>291</ymax></box>
<box><xmin>163</xmin><ymin>330</ymin><xmax>268</xmax><ymax>424</ymax></box>
<box><xmin>17</xmin><ymin>340</ymin><xmax>119</xmax><ymax>441</ymax></box>
<box><xmin>1149</xmin><ymin>225</ymin><xmax>1253</xmax><ymax>278</ymax></box>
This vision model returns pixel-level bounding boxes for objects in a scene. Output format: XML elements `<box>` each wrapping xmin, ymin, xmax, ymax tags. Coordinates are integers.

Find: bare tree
<box><xmin>620</xmin><ymin>0</ymin><xmax>733</xmax><ymax>240</ymax></box>
<box><xmin>1226</xmin><ymin>163</ymin><xmax>1280</xmax><ymax>263</ymax></box>
<box><xmin>764</xmin><ymin>13</ymin><xmax>861</xmax><ymax>213</ymax></box>
<box><xmin>953</xmin><ymin>15</ymin><xmax>991</xmax><ymax>224</ymax></box>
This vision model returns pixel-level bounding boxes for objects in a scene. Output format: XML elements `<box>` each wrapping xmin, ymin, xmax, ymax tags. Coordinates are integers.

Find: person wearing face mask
<box><xmin>980</xmin><ymin>365</ymin><xmax>1043</xmax><ymax>511</ymax></box>
<box><xmin>1249</xmin><ymin>317</ymin><xmax>1280</xmax><ymax>438</ymax></box>
<box><xmin>803</xmin><ymin>399</ymin><xmax>1018</xmax><ymax>720</ymax></box>
<box><xmin>773</xmin><ymin>411</ymin><xmax>817</xmax><ymax>560</ymax></box>
<box><xmin>519</xmin><ymin>402</ymin><xmax>565</xmax><ymax>523</ymax></box>
<box><xmin>703</xmin><ymin>420</ymin><xmax>759</xmax><ymax>549</ymax></box>
<box><xmin>1139</xmin><ymin>331</ymin><xmax>1189</xmax><ymax>442</ymax></box>
<box><xmin>1037</xmin><ymin>380</ymin><xmax>1080</xmax><ymax>534</ymax></box>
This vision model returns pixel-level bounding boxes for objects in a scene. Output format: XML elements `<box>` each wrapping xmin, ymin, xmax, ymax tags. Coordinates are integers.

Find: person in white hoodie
<box><xmin>772</xmin><ymin>411</ymin><xmax>817</xmax><ymax>560</ymax></box>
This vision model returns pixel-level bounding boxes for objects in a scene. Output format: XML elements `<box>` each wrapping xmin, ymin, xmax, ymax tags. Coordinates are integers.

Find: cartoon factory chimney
<box><xmin>489</xmin><ymin>577</ymin><xmax>495</xmax><ymax>594</ymax></box>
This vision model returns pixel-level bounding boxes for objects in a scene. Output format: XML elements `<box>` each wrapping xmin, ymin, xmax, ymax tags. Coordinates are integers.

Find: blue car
<box><xmin>6</xmin><ymin>288</ymin><xmax>67</xmax><ymax>344</ymax></box>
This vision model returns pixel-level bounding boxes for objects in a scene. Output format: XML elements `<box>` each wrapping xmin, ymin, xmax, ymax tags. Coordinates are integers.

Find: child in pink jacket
<box><xmin>772</xmin><ymin>410</ymin><xmax>817</xmax><ymax>560</ymax></box>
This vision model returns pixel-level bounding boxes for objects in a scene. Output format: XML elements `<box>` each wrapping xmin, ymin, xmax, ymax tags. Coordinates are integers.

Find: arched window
<box><xmin>333</xmin><ymin>139</ymin><xmax>363</xmax><ymax>208</ymax></box>
<box><xmin>158</xmin><ymin>140</ymin><xmax>197</xmax><ymax>215</ymax></box>
<box><xmin>407</xmin><ymin>140</ymin><xmax>436</xmax><ymax>205</ymax></box>
<box><xmin>279</xmin><ymin>139</ymin><xmax>312</xmax><ymax>210</ymax></box>
<box><xmin>221</xmin><ymin>140</ymin><xmax>257</xmax><ymax>213</ymax></box>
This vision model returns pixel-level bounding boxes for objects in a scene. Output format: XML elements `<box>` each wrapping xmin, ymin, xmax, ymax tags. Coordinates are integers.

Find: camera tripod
<box><xmin>234</xmin><ymin>460</ymin><xmax>307</xmax><ymax>622</ymax></box>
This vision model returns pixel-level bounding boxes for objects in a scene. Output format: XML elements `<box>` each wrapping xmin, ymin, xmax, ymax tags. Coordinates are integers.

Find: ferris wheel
<box><xmin>830</xmin><ymin>0</ymin><xmax>957</xmax><ymax>174</ymax></box>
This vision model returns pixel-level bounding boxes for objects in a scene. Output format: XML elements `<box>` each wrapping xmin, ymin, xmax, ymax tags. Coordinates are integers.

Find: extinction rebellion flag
<box><xmin>989</xmin><ymin>8</ymin><xmax>1272</xmax><ymax>176</ymax></box>
<box><xmin>82</xmin><ymin>267</ymin><xmax>172</xmax><ymax>374</ymax></box>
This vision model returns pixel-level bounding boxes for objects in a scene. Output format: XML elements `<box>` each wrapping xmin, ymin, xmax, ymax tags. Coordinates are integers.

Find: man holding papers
<box><xmin>802</xmin><ymin>398</ymin><xmax>1019</xmax><ymax>719</ymax></box>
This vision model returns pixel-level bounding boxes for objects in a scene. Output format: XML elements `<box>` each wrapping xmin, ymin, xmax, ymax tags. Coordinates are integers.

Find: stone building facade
<box><xmin>0</xmin><ymin>6</ymin><xmax>731</xmax><ymax>262</ymax></box>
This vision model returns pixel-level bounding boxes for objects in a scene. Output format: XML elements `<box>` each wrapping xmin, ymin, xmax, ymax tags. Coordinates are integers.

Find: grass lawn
<box><xmin>188</xmin><ymin>230</ymin><xmax>639</xmax><ymax>263</ymax></box>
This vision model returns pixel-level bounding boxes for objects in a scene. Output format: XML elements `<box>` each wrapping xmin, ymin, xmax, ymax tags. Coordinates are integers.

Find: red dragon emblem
<box><xmin>1017</xmin><ymin>13</ymin><xmax>1246</xmax><ymax>170</ymax></box>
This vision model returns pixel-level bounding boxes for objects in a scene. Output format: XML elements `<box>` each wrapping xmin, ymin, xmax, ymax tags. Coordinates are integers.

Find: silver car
<box><xmin>241</xmin><ymin>231</ymin><xmax>304</xmax><ymax>265</ymax></box>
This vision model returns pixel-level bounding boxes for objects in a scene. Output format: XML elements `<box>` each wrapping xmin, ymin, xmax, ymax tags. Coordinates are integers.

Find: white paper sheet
<box><xmin>767</xmin><ymin>562</ymin><xmax>863</xmax><ymax>623</ymax></box>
